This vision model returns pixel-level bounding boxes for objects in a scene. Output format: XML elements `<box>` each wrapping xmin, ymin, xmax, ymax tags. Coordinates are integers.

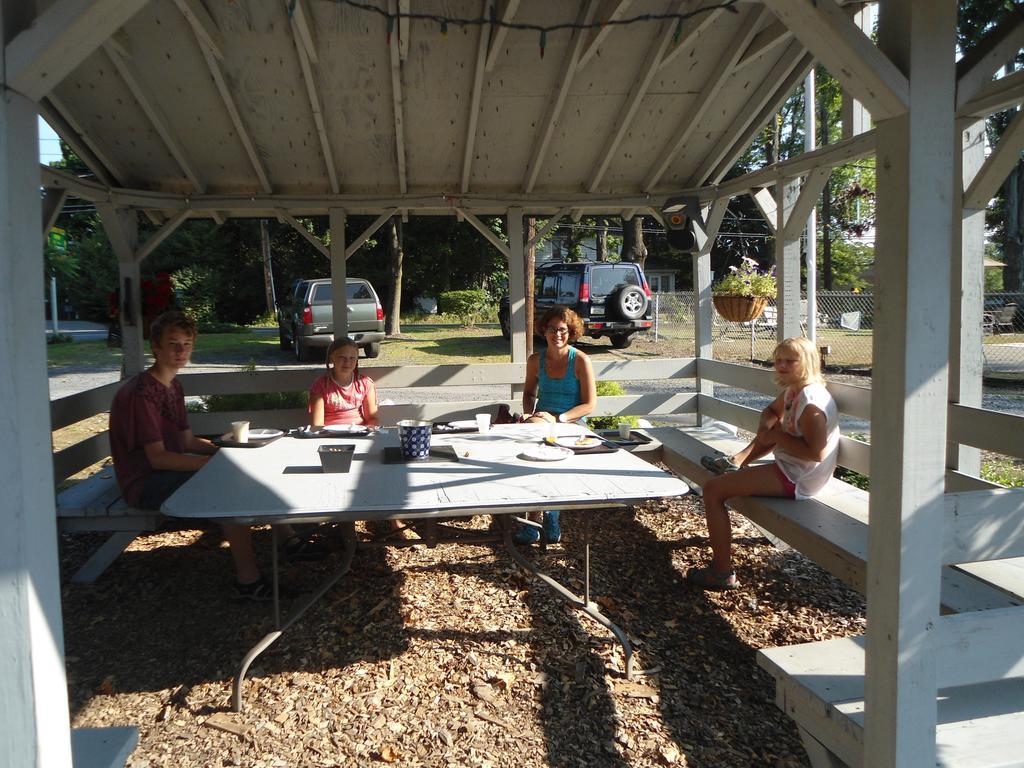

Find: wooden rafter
<box><xmin>735</xmin><ymin>19</ymin><xmax>792</xmax><ymax>69</ymax></box>
<box><xmin>41</xmin><ymin>188</ymin><xmax>68</xmax><ymax>243</ymax></box>
<box><xmin>398</xmin><ymin>0</ymin><xmax>411</xmax><ymax>63</ymax></box>
<box><xmin>192</xmin><ymin>33</ymin><xmax>272</xmax><ymax>193</ymax></box>
<box><xmin>5</xmin><ymin>0</ymin><xmax>150</xmax><ymax>101</ymax></box>
<box><xmin>171</xmin><ymin>0</ymin><xmax>225</xmax><ymax>60</ymax></box>
<box><xmin>958</xmin><ymin>68</ymin><xmax>1024</xmax><ymax>120</ymax></box>
<box><xmin>707</xmin><ymin>53</ymin><xmax>814</xmax><ymax>185</ymax></box>
<box><xmin>576</xmin><ymin>0</ymin><xmax>632</xmax><ymax>72</ymax></box>
<box><xmin>286</xmin><ymin>0</ymin><xmax>339</xmax><ymax>193</ymax></box>
<box><xmin>657</xmin><ymin>2</ymin><xmax>723</xmax><ymax>72</ymax></box>
<box><xmin>955</xmin><ymin>14</ymin><xmax>1024</xmax><ymax>114</ymax></box>
<box><xmin>388</xmin><ymin>0</ymin><xmax>408</xmax><ymax>194</ymax></box>
<box><xmin>526</xmin><ymin>208</ymin><xmax>570</xmax><ymax>249</ymax></box>
<box><xmin>523</xmin><ymin>1</ymin><xmax>600</xmax><ymax>193</ymax></box>
<box><xmin>750</xmin><ymin>187</ymin><xmax>777</xmax><ymax>233</ymax></box>
<box><xmin>698</xmin><ymin>198</ymin><xmax>727</xmax><ymax>256</ymax></box>
<box><xmin>691</xmin><ymin>40</ymin><xmax>806</xmax><ymax>186</ymax></box>
<box><xmin>103</xmin><ymin>42</ymin><xmax>205</xmax><ymax>194</ymax></box>
<box><xmin>38</xmin><ymin>98</ymin><xmax>118</xmax><ymax>187</ymax></box>
<box><xmin>44</xmin><ymin>94</ymin><xmax>128</xmax><ymax>185</ymax></box>
<box><xmin>964</xmin><ymin>111</ymin><xmax>1024</xmax><ymax>210</ymax></box>
<box><xmin>764</xmin><ymin>0</ymin><xmax>909</xmax><ymax>120</ymax></box>
<box><xmin>643</xmin><ymin>6</ymin><xmax>768</xmax><ymax>192</ymax></box>
<box><xmin>587</xmin><ymin>1</ymin><xmax>685</xmax><ymax>193</ymax></box>
<box><xmin>485</xmin><ymin>0</ymin><xmax>521</xmax><ymax>72</ymax></box>
<box><xmin>461</xmin><ymin>15</ymin><xmax>491</xmax><ymax>194</ymax></box>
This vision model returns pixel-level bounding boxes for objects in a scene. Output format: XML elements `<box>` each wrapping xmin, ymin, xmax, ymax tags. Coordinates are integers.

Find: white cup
<box><xmin>545</xmin><ymin>419</ymin><xmax>558</xmax><ymax>442</ymax></box>
<box><xmin>475</xmin><ymin>413</ymin><xmax>491</xmax><ymax>433</ymax></box>
<box><xmin>618</xmin><ymin>422</ymin><xmax>632</xmax><ymax>439</ymax></box>
<box><xmin>231</xmin><ymin>420</ymin><xmax>250</xmax><ymax>443</ymax></box>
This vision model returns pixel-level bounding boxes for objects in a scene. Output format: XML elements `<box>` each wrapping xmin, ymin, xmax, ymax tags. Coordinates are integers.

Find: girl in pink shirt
<box><xmin>309</xmin><ymin>337</ymin><xmax>379</xmax><ymax>427</ymax></box>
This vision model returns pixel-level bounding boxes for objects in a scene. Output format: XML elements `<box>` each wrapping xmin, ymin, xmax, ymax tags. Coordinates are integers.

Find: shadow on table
<box><xmin>60</xmin><ymin>522</ymin><xmax>409</xmax><ymax>716</ymax></box>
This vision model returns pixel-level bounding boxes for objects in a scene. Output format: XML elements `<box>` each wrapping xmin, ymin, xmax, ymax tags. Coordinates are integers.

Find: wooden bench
<box><xmin>642</xmin><ymin>425</ymin><xmax>1024</xmax><ymax>613</ymax></box>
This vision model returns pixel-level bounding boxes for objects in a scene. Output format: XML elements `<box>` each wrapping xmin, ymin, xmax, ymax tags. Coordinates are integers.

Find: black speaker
<box><xmin>662</xmin><ymin>195</ymin><xmax>702</xmax><ymax>254</ymax></box>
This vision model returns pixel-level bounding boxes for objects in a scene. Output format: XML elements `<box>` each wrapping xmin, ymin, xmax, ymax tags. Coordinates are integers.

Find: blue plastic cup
<box><xmin>398</xmin><ymin>420</ymin><xmax>432</xmax><ymax>459</ymax></box>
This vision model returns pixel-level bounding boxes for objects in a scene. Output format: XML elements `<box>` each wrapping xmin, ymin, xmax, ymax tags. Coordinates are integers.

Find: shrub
<box><xmin>587</xmin><ymin>381</ymin><xmax>639</xmax><ymax>431</ymax></box>
<box><xmin>47</xmin><ymin>333</ymin><xmax>74</xmax><ymax>345</ymax></box>
<box><xmin>438</xmin><ymin>289</ymin><xmax>490</xmax><ymax>327</ymax></box>
<box><xmin>171</xmin><ymin>265</ymin><xmax>217</xmax><ymax>324</ymax></box>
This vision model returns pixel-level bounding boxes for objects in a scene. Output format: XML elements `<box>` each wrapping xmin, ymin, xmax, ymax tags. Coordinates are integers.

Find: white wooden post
<box><xmin>866</xmin><ymin>1</ymin><xmax>955</xmax><ymax>765</ymax></box>
<box><xmin>97</xmin><ymin>203</ymin><xmax>144</xmax><ymax>375</ymax></box>
<box><xmin>507</xmin><ymin>207</ymin><xmax>527</xmax><ymax>365</ymax></box>
<box><xmin>693</xmin><ymin>216</ymin><xmax>715</xmax><ymax>423</ymax></box>
<box><xmin>0</xmin><ymin>33</ymin><xmax>74</xmax><ymax>767</ymax></box>
<box><xmin>949</xmin><ymin>120</ymin><xmax>986</xmax><ymax>477</ymax></box>
<box><xmin>329</xmin><ymin>207</ymin><xmax>348</xmax><ymax>344</ymax></box>
<box><xmin>775</xmin><ymin>178</ymin><xmax>802</xmax><ymax>340</ymax></box>
<box><xmin>841</xmin><ymin>5</ymin><xmax>874</xmax><ymax>139</ymax></box>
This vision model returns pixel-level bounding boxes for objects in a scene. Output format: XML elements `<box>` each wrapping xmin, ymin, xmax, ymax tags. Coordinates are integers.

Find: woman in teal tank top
<box><xmin>516</xmin><ymin>305</ymin><xmax>597</xmax><ymax>544</ymax></box>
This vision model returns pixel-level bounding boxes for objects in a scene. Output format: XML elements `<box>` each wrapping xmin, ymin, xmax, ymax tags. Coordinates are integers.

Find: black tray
<box><xmin>432</xmin><ymin>423</ymin><xmax>478</xmax><ymax>434</ymax></box>
<box><xmin>597</xmin><ymin>429</ymin><xmax>653</xmax><ymax>447</ymax></box>
<box><xmin>383</xmin><ymin>446</ymin><xmax>459</xmax><ymax>464</ymax></box>
<box><xmin>290</xmin><ymin>427</ymin><xmax>377</xmax><ymax>439</ymax></box>
<box><xmin>213</xmin><ymin>434</ymin><xmax>283</xmax><ymax>449</ymax></box>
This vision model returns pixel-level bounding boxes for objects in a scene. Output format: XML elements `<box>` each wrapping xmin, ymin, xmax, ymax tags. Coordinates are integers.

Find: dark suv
<box><xmin>499</xmin><ymin>261</ymin><xmax>653</xmax><ymax>348</ymax></box>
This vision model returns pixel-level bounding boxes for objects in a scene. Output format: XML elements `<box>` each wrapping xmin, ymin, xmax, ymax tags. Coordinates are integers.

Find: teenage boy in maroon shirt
<box><xmin>109</xmin><ymin>311</ymin><xmax>269</xmax><ymax>599</ymax></box>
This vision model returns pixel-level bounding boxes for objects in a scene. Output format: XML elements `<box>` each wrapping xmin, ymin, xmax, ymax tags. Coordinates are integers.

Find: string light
<box><xmin>332</xmin><ymin>0</ymin><xmax>740</xmax><ymax>40</ymax></box>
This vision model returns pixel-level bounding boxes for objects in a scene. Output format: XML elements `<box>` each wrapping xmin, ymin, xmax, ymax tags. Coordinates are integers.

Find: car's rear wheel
<box><xmin>610</xmin><ymin>333</ymin><xmax>633</xmax><ymax>349</ymax></box>
<box><xmin>364</xmin><ymin>341</ymin><xmax>381</xmax><ymax>358</ymax></box>
<box><xmin>611</xmin><ymin>285</ymin><xmax>649</xmax><ymax>321</ymax></box>
<box><xmin>279</xmin><ymin>326</ymin><xmax>291</xmax><ymax>350</ymax></box>
<box><xmin>294</xmin><ymin>334</ymin><xmax>312</xmax><ymax>362</ymax></box>
<box><xmin>499</xmin><ymin>310</ymin><xmax>510</xmax><ymax>340</ymax></box>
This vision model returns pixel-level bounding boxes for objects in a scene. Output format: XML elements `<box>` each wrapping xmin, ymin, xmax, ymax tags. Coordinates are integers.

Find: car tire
<box><xmin>364</xmin><ymin>341</ymin><xmax>381</xmax><ymax>358</ymax></box>
<box><xmin>610</xmin><ymin>333</ymin><xmax>633</xmax><ymax>349</ymax></box>
<box><xmin>499</xmin><ymin>311</ymin><xmax>510</xmax><ymax>340</ymax></box>
<box><xmin>611</xmin><ymin>285</ymin><xmax>649</xmax><ymax>321</ymax></box>
<box><xmin>294</xmin><ymin>334</ymin><xmax>311</xmax><ymax>362</ymax></box>
<box><xmin>279</xmin><ymin>327</ymin><xmax>291</xmax><ymax>350</ymax></box>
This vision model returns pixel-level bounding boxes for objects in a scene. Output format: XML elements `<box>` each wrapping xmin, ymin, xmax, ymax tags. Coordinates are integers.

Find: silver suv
<box><xmin>278</xmin><ymin>278</ymin><xmax>385</xmax><ymax>361</ymax></box>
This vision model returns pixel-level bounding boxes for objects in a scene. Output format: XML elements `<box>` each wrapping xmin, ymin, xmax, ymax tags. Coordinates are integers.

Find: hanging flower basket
<box><xmin>713</xmin><ymin>295</ymin><xmax>769</xmax><ymax>323</ymax></box>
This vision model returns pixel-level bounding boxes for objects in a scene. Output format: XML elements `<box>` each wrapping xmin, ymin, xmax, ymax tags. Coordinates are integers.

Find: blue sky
<box><xmin>38</xmin><ymin>117</ymin><xmax>62</xmax><ymax>164</ymax></box>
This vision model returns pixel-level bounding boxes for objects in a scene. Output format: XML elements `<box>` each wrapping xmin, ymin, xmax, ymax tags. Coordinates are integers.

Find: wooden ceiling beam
<box><xmin>691</xmin><ymin>40</ymin><xmax>806</xmax><ymax>186</ymax></box>
<box><xmin>388</xmin><ymin>0</ymin><xmax>408</xmax><ymax>194</ymax></box>
<box><xmin>288</xmin><ymin>0</ymin><xmax>318</xmax><ymax>63</ymax></box>
<box><xmin>735</xmin><ymin>19</ymin><xmax>792</xmax><ymax>69</ymax></box>
<box><xmin>102</xmin><ymin>42</ymin><xmax>205</xmax><ymax>194</ymax></box>
<box><xmin>955</xmin><ymin>14</ymin><xmax>1024</xmax><ymax>114</ymax></box>
<box><xmin>398</xmin><ymin>0</ymin><xmax>411</xmax><ymax>63</ymax></box>
<box><xmin>43</xmin><ymin>95</ymin><xmax>127</xmax><ymax>185</ymax></box>
<box><xmin>523</xmin><ymin>0</ymin><xmax>600</xmax><ymax>193</ymax></box>
<box><xmin>657</xmin><ymin>1</ymin><xmax>723</xmax><ymax>72</ymax></box>
<box><xmin>171</xmin><ymin>0</ymin><xmax>225</xmax><ymax>60</ymax></box>
<box><xmin>764</xmin><ymin>0</ymin><xmax>908</xmax><ymax>120</ymax></box>
<box><xmin>706</xmin><ymin>53</ymin><xmax>814</xmax><ymax>185</ymax></box>
<box><xmin>958</xmin><ymin>68</ymin><xmax>1024</xmax><ymax>121</ymax></box>
<box><xmin>643</xmin><ymin>5</ymin><xmax>768</xmax><ymax>192</ymax></box>
<box><xmin>461</xmin><ymin>16</ymin><xmax>491</xmax><ymax>194</ymax></box>
<box><xmin>576</xmin><ymin>0</ymin><xmax>632</xmax><ymax>72</ymax></box>
<box><xmin>485</xmin><ymin>0</ymin><xmax>520</xmax><ymax>73</ymax></box>
<box><xmin>587</xmin><ymin>1</ymin><xmax>685</xmax><ymax>193</ymax></box>
<box><xmin>5</xmin><ymin>0</ymin><xmax>150</xmax><ymax>101</ymax></box>
<box><xmin>286</xmin><ymin>1</ymin><xmax>339</xmax><ymax>194</ymax></box>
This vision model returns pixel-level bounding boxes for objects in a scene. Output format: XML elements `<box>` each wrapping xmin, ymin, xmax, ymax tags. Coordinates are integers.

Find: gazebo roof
<box><xmin>35</xmin><ymin>0</ymin><xmax>814</xmax><ymax>215</ymax></box>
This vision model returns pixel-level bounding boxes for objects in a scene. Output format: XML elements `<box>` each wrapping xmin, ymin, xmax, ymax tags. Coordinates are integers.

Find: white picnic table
<box><xmin>162</xmin><ymin>422</ymin><xmax>689</xmax><ymax>711</ymax></box>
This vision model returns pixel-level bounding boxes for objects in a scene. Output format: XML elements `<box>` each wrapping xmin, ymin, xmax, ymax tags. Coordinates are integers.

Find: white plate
<box><xmin>248</xmin><ymin>428</ymin><xmax>283</xmax><ymax>440</ymax></box>
<box><xmin>323</xmin><ymin>424</ymin><xmax>368</xmax><ymax>434</ymax></box>
<box><xmin>519</xmin><ymin>444</ymin><xmax>573</xmax><ymax>462</ymax></box>
<box><xmin>447</xmin><ymin>420</ymin><xmax>479</xmax><ymax>430</ymax></box>
<box><xmin>554</xmin><ymin>435</ymin><xmax>601</xmax><ymax>449</ymax></box>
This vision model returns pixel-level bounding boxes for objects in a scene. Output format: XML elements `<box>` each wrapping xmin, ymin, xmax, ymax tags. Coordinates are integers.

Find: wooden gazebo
<box><xmin>3</xmin><ymin>2</ymin><xmax>1024</xmax><ymax>766</ymax></box>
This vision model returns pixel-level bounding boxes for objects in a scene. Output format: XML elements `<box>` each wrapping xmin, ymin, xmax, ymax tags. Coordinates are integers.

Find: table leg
<box><xmin>501</xmin><ymin>515</ymin><xmax>634</xmax><ymax>679</ymax></box>
<box><xmin>231</xmin><ymin>523</ymin><xmax>358</xmax><ymax>712</ymax></box>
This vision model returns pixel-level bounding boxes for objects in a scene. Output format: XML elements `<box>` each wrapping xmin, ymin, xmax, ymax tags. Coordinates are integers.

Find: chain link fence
<box><xmin>649</xmin><ymin>291</ymin><xmax>1024</xmax><ymax>378</ymax></box>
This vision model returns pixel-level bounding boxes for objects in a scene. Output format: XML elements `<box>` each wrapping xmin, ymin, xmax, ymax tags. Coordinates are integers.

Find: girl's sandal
<box><xmin>686</xmin><ymin>566</ymin><xmax>739</xmax><ymax>590</ymax></box>
<box><xmin>700</xmin><ymin>455</ymin><xmax>740</xmax><ymax>474</ymax></box>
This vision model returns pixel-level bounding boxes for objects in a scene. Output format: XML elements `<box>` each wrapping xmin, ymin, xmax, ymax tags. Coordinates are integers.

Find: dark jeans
<box><xmin>137</xmin><ymin>470</ymin><xmax>194</xmax><ymax>510</ymax></box>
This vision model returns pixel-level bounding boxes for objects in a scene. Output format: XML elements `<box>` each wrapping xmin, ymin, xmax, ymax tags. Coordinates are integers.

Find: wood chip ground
<box><xmin>61</xmin><ymin>486</ymin><xmax>865</xmax><ymax>768</ymax></box>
